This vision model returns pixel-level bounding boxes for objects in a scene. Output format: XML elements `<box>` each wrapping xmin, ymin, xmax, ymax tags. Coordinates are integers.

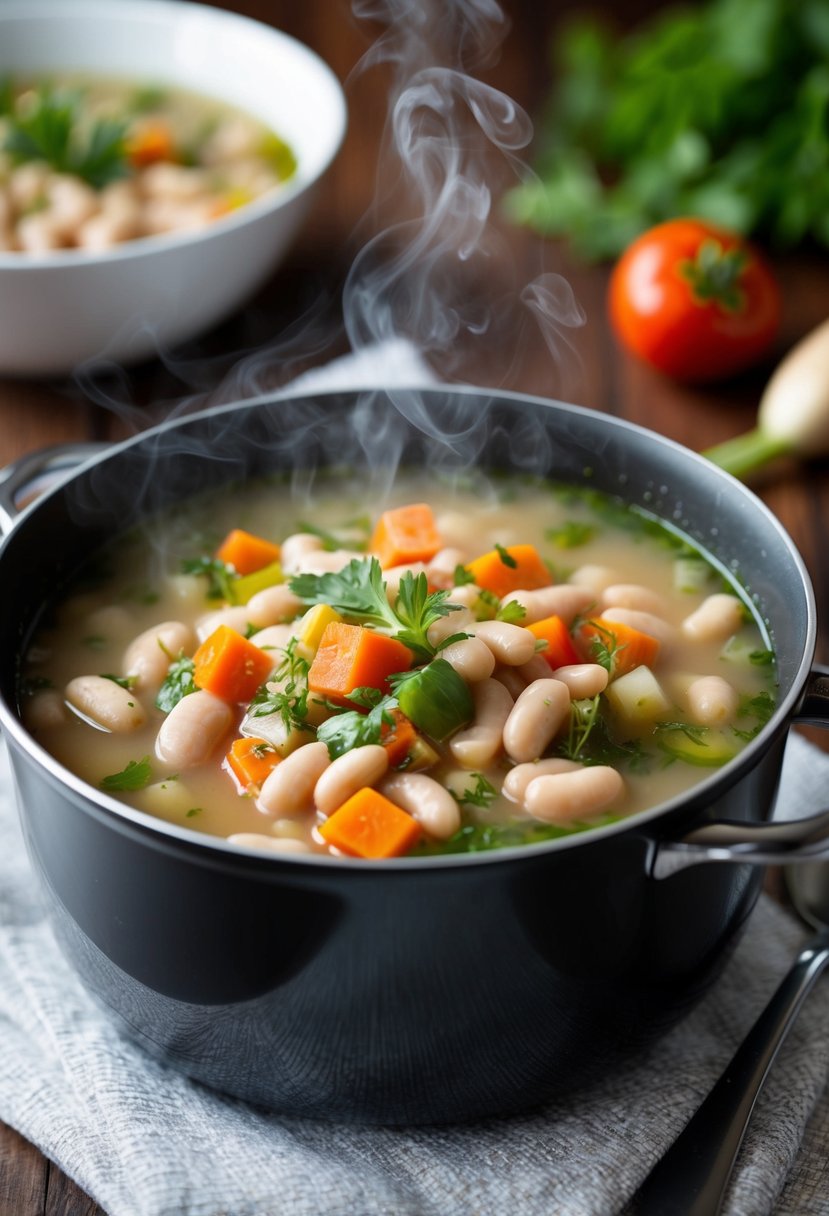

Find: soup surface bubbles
<box><xmin>20</xmin><ymin>472</ymin><xmax>776</xmax><ymax>859</ymax></box>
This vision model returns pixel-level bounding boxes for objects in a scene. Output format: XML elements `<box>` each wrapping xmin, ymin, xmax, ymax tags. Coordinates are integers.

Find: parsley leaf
<box><xmin>247</xmin><ymin>638</ymin><xmax>313</xmax><ymax>734</ymax></box>
<box><xmin>289</xmin><ymin>558</ymin><xmax>460</xmax><ymax>661</ymax></box>
<box><xmin>4</xmin><ymin>85</ymin><xmax>129</xmax><ymax>189</ymax></box>
<box><xmin>454</xmin><ymin>772</ymin><xmax>498</xmax><ymax>808</ymax></box>
<box><xmin>101</xmin><ymin>673</ymin><xmax>138</xmax><ymax>690</ymax></box>
<box><xmin>101</xmin><ymin>756</ymin><xmax>152</xmax><ymax>792</ymax></box>
<box><xmin>494</xmin><ymin>542</ymin><xmax>517</xmax><ymax>568</ymax></box>
<box><xmin>317</xmin><ymin>695</ymin><xmax>398</xmax><ymax>759</ymax></box>
<box><xmin>155</xmin><ymin>654</ymin><xmax>196</xmax><ymax>713</ymax></box>
<box><xmin>180</xmin><ymin>556</ymin><xmax>237</xmax><ymax>602</ymax></box>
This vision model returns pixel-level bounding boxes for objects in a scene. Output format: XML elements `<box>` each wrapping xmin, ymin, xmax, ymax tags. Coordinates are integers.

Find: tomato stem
<box><xmin>680</xmin><ymin>239</ymin><xmax>748</xmax><ymax>313</ymax></box>
<box><xmin>703</xmin><ymin>427</ymin><xmax>791</xmax><ymax>478</ymax></box>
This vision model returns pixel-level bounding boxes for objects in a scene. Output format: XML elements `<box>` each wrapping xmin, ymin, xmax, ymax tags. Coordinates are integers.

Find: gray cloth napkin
<box><xmin>1</xmin><ymin>732</ymin><xmax>829</xmax><ymax>1216</ymax></box>
<box><xmin>2</xmin><ymin>346</ymin><xmax>829</xmax><ymax>1216</ymax></box>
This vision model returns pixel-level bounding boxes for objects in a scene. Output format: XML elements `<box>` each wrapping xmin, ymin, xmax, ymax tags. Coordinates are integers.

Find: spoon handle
<box><xmin>624</xmin><ymin>934</ymin><xmax>829</xmax><ymax>1216</ymax></box>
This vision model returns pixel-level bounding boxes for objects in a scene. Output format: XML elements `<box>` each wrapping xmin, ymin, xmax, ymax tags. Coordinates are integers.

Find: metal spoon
<box><xmin>623</xmin><ymin>865</ymin><xmax>829</xmax><ymax>1216</ymax></box>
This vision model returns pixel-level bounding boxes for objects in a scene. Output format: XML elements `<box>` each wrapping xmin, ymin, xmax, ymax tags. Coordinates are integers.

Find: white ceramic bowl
<box><xmin>0</xmin><ymin>0</ymin><xmax>347</xmax><ymax>376</ymax></box>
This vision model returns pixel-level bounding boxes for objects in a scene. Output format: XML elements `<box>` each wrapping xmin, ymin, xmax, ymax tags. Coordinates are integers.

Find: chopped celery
<box><xmin>231</xmin><ymin>560</ymin><xmax>283</xmax><ymax>605</ymax></box>
<box><xmin>720</xmin><ymin>636</ymin><xmax>774</xmax><ymax>667</ymax></box>
<box><xmin>674</xmin><ymin>557</ymin><xmax>713</xmax><ymax>595</ymax></box>
<box><xmin>392</xmin><ymin>659</ymin><xmax>473</xmax><ymax>742</ymax></box>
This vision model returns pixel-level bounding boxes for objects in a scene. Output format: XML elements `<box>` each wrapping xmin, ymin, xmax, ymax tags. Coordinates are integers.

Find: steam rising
<box><xmin>63</xmin><ymin>0</ymin><xmax>589</xmax><ymax>527</ymax></box>
<box><xmin>344</xmin><ymin>0</ymin><xmax>585</xmax><ymax>393</ymax></box>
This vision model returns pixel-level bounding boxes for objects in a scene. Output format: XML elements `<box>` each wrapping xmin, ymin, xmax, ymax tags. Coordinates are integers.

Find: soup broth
<box><xmin>20</xmin><ymin>471</ymin><xmax>776</xmax><ymax>858</ymax></box>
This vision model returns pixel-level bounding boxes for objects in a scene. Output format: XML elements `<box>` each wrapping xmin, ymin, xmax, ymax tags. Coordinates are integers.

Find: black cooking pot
<box><xmin>2</xmin><ymin>386</ymin><xmax>829</xmax><ymax>1126</ymax></box>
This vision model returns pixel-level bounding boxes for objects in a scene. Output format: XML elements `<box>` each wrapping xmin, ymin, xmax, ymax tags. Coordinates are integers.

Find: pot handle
<box><xmin>0</xmin><ymin>442</ymin><xmax>109</xmax><ymax>536</ymax></box>
<box><xmin>653</xmin><ymin>667</ymin><xmax>829</xmax><ymax>879</ymax></box>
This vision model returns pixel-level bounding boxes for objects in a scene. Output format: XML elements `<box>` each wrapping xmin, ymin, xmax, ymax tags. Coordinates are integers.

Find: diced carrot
<box><xmin>225</xmin><ymin>736</ymin><xmax>280</xmax><ymax>794</ymax></box>
<box><xmin>319</xmin><ymin>786</ymin><xmax>422</xmax><ymax>858</ymax></box>
<box><xmin>369</xmin><ymin>503</ymin><xmax>441</xmax><ymax>569</ymax></box>
<box><xmin>528</xmin><ymin>614</ymin><xmax>582</xmax><ymax>669</ymax></box>
<box><xmin>380</xmin><ymin>709</ymin><xmax>418</xmax><ymax>768</ymax></box>
<box><xmin>577</xmin><ymin>616</ymin><xmax>661</xmax><ymax>679</ymax></box>
<box><xmin>465</xmin><ymin>543</ymin><xmax>552</xmax><ymax>599</ymax></box>
<box><xmin>307</xmin><ymin>622</ymin><xmax>413</xmax><ymax>705</ymax></box>
<box><xmin>125</xmin><ymin>120</ymin><xmax>176</xmax><ymax>167</ymax></box>
<box><xmin>216</xmin><ymin>528</ymin><xmax>281</xmax><ymax>576</ymax></box>
<box><xmin>193</xmin><ymin>624</ymin><xmax>275</xmax><ymax>703</ymax></box>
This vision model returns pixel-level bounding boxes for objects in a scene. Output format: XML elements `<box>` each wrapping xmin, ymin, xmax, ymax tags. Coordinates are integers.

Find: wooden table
<box><xmin>2</xmin><ymin>2</ymin><xmax>829</xmax><ymax>1211</ymax></box>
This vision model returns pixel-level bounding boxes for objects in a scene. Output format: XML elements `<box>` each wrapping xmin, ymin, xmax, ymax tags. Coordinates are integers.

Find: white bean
<box><xmin>492</xmin><ymin>664</ymin><xmax>527</xmax><ymax>700</ymax></box>
<box><xmin>602</xmin><ymin>606</ymin><xmax>674</xmax><ymax>648</ymax></box>
<box><xmin>524</xmin><ymin>766</ymin><xmax>624</xmax><ymax>823</ymax></box>
<box><xmin>551</xmin><ymin>663</ymin><xmax>609</xmax><ymax>699</ymax></box>
<box><xmin>384</xmin><ymin>563</ymin><xmax>427</xmax><ymax>600</ymax></box>
<box><xmin>380</xmin><ymin>771</ymin><xmax>461</xmax><ymax>840</ymax></box>
<box><xmin>227</xmin><ymin>833</ymin><xmax>311</xmax><ymax>855</ymax></box>
<box><xmin>601</xmin><ymin>583</ymin><xmax>668</xmax><ymax>616</ymax></box>
<box><xmin>427</xmin><ymin>547</ymin><xmax>468</xmax><ymax>589</ymax></box>
<box><xmin>246</xmin><ymin>584</ymin><xmax>303</xmax><ymax>628</ymax></box>
<box><xmin>65</xmin><ymin>675</ymin><xmax>145</xmax><ymax>733</ymax></box>
<box><xmin>314</xmin><ymin>745</ymin><xmax>389</xmax><ymax>816</ymax></box>
<box><xmin>517</xmin><ymin>654</ymin><xmax>554</xmax><ymax>685</ymax></box>
<box><xmin>501</xmin><ymin>584</ymin><xmax>596</xmax><ymax>625</ymax></box>
<box><xmin>124</xmin><ymin>620</ymin><xmax>195</xmax><ymax>689</ymax></box>
<box><xmin>247</xmin><ymin>624</ymin><xmax>295</xmax><ymax>652</ymax></box>
<box><xmin>434</xmin><ymin>510</ymin><xmax>473</xmax><ymax>549</ymax></box>
<box><xmin>24</xmin><ymin>689</ymin><xmax>68</xmax><ymax>731</ymax></box>
<box><xmin>279</xmin><ymin>533</ymin><xmax>324</xmax><ymax>573</ymax></box>
<box><xmin>196</xmin><ymin>606</ymin><xmax>251</xmax><ymax>642</ymax></box>
<box><xmin>8</xmin><ymin>162</ymin><xmax>50</xmax><ymax>209</ymax></box>
<box><xmin>503</xmin><ymin>679</ymin><xmax>571</xmax><ymax>764</ymax></box>
<box><xmin>439</xmin><ymin>636</ymin><xmax>496</xmax><ymax>682</ymax></box>
<box><xmin>16</xmin><ymin>211</ymin><xmax>63</xmax><ymax>253</ymax></box>
<box><xmin>426</xmin><ymin>606</ymin><xmax>476</xmax><ymax>647</ymax></box>
<box><xmin>155</xmin><ymin>689</ymin><xmax>232</xmax><ymax>768</ymax></box>
<box><xmin>257</xmin><ymin>740</ymin><xmax>331</xmax><ymax>816</ymax></box>
<box><xmin>502</xmin><ymin>757</ymin><xmax>582</xmax><ymax>803</ymax></box>
<box><xmin>445</xmin><ymin>584</ymin><xmax>482</xmax><ymax>611</ymax></box>
<box><xmin>449</xmin><ymin>678</ymin><xmax>514</xmax><ymax>768</ymax></box>
<box><xmin>140</xmin><ymin>162</ymin><xmax>210</xmax><ymax>200</ymax></box>
<box><xmin>687</xmin><ymin>675</ymin><xmax>739</xmax><ymax>725</ymax></box>
<box><xmin>473</xmin><ymin>620</ymin><xmax>537</xmax><ymax>666</ymax></box>
<box><xmin>568</xmin><ymin>565</ymin><xmax>621</xmax><ymax>595</ymax></box>
<box><xmin>294</xmin><ymin>549</ymin><xmax>364</xmax><ymax>575</ymax></box>
<box><xmin>46</xmin><ymin>174</ymin><xmax>98</xmax><ymax>235</ymax></box>
<box><xmin>682</xmin><ymin>594</ymin><xmax>745</xmax><ymax>642</ymax></box>
<box><xmin>77</xmin><ymin>210</ymin><xmax>138</xmax><ymax>250</ymax></box>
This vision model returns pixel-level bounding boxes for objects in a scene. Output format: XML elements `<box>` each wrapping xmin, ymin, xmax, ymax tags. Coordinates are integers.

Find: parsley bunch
<box><xmin>506</xmin><ymin>0</ymin><xmax>829</xmax><ymax>259</ymax></box>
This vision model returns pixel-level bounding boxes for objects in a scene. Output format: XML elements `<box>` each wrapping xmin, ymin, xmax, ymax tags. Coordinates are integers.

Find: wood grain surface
<box><xmin>1</xmin><ymin>2</ymin><xmax>827</xmax><ymax>1212</ymax></box>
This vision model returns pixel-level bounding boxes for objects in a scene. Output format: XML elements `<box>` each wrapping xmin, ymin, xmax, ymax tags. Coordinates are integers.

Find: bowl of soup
<box><xmin>0</xmin><ymin>0</ymin><xmax>347</xmax><ymax>375</ymax></box>
<box><xmin>0</xmin><ymin>386</ymin><xmax>827</xmax><ymax>1124</ymax></box>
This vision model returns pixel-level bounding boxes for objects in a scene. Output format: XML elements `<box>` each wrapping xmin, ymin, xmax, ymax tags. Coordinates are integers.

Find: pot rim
<box><xmin>0</xmin><ymin>383</ymin><xmax>816</xmax><ymax>871</ymax></box>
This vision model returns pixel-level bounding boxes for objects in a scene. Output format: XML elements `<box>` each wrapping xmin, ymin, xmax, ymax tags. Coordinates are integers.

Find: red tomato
<box><xmin>608</xmin><ymin>218</ymin><xmax>781</xmax><ymax>383</ymax></box>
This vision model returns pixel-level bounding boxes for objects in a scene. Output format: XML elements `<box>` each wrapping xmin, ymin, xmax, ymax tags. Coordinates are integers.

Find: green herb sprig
<box><xmin>3</xmin><ymin>85</ymin><xmax>129</xmax><ymax>189</ymax></box>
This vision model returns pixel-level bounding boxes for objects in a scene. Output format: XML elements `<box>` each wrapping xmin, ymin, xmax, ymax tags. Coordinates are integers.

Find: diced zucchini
<box><xmin>657</xmin><ymin>726</ymin><xmax>737</xmax><ymax>767</ymax></box>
